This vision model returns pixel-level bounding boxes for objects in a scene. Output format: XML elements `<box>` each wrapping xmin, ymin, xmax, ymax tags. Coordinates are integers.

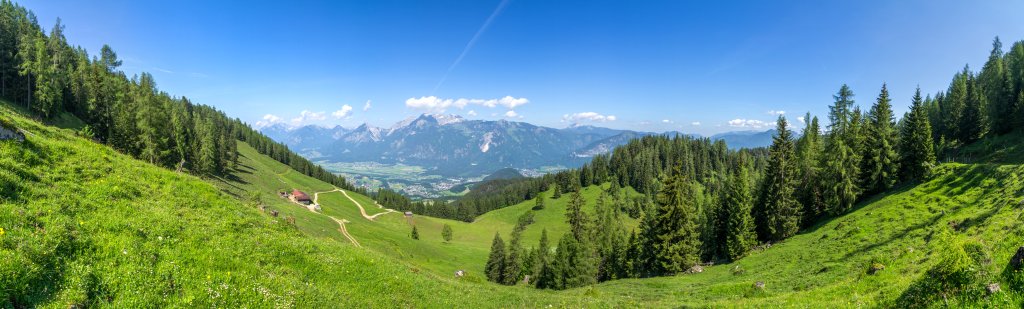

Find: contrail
<box><xmin>432</xmin><ymin>0</ymin><xmax>511</xmax><ymax>94</ymax></box>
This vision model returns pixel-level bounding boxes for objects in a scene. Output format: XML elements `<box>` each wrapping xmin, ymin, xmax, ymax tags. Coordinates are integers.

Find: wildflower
<box><xmin>0</xmin><ymin>227</ymin><xmax>5</xmax><ymax>237</ymax></box>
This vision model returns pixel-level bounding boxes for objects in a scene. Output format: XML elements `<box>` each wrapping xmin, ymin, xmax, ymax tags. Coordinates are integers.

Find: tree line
<box><xmin>0</xmin><ymin>1</ymin><xmax>359</xmax><ymax>193</ymax></box>
<box><xmin>484</xmin><ymin>36</ymin><xmax>1024</xmax><ymax>289</ymax></box>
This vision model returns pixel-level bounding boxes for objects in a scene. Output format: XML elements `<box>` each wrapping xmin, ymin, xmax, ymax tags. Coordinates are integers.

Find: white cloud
<box><xmin>467</xmin><ymin>110</ymin><xmax>478</xmax><ymax>116</ymax></box>
<box><xmin>362</xmin><ymin>100</ymin><xmax>372</xmax><ymax>111</ymax></box>
<box><xmin>768</xmin><ymin>110</ymin><xmax>786</xmax><ymax>116</ymax></box>
<box><xmin>691</xmin><ymin>121</ymin><xmax>701</xmax><ymax>126</ymax></box>
<box><xmin>332</xmin><ymin>105</ymin><xmax>353</xmax><ymax>119</ymax></box>
<box><xmin>797</xmin><ymin>116</ymin><xmax>806</xmax><ymax>124</ymax></box>
<box><xmin>255</xmin><ymin>114</ymin><xmax>283</xmax><ymax>128</ymax></box>
<box><xmin>291</xmin><ymin>110</ymin><xmax>327</xmax><ymax>125</ymax></box>
<box><xmin>562</xmin><ymin>112</ymin><xmax>617</xmax><ymax>123</ymax></box>
<box><xmin>405</xmin><ymin>96</ymin><xmax>529</xmax><ymax>113</ymax></box>
<box><xmin>662</xmin><ymin>119</ymin><xmax>673</xmax><ymax>124</ymax></box>
<box><xmin>504</xmin><ymin>110</ymin><xmax>519</xmax><ymax>118</ymax></box>
<box><xmin>727</xmin><ymin>118</ymin><xmax>775</xmax><ymax>129</ymax></box>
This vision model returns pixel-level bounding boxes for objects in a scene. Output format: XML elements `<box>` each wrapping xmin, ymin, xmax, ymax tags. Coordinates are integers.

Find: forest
<box><xmin>483</xmin><ymin>37</ymin><xmax>1024</xmax><ymax>289</ymax></box>
<box><xmin>0</xmin><ymin>1</ymin><xmax>358</xmax><ymax>193</ymax></box>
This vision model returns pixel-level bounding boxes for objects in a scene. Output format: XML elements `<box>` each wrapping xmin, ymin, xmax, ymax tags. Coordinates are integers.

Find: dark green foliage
<box><xmin>960</xmin><ymin>73</ymin><xmax>986</xmax><ymax>144</ymax></box>
<box><xmin>533</xmin><ymin>229</ymin><xmax>555</xmax><ymax>289</ymax></box>
<box><xmin>503</xmin><ymin>230</ymin><xmax>524</xmax><ymax>285</ymax></box>
<box><xmin>899</xmin><ymin>88</ymin><xmax>936</xmax><ymax>181</ymax></box>
<box><xmin>485</xmin><ymin>232</ymin><xmax>506</xmax><ymax>283</ymax></box>
<box><xmin>822</xmin><ymin>85</ymin><xmax>861</xmax><ymax>215</ymax></box>
<box><xmin>550</xmin><ymin>233</ymin><xmax>596</xmax><ymax>289</ymax></box>
<box><xmin>980</xmin><ymin>37</ymin><xmax>1014</xmax><ymax>135</ymax></box>
<box><xmin>719</xmin><ymin>158</ymin><xmax>756</xmax><ymax>261</ymax></box>
<box><xmin>441</xmin><ymin>224</ymin><xmax>453</xmax><ymax>242</ymax></box>
<box><xmin>566</xmin><ymin>189</ymin><xmax>588</xmax><ymax>240</ymax></box>
<box><xmin>650</xmin><ymin>167</ymin><xmax>702</xmax><ymax>274</ymax></box>
<box><xmin>410</xmin><ymin>225</ymin><xmax>419</xmax><ymax>240</ymax></box>
<box><xmin>862</xmin><ymin>84</ymin><xmax>900</xmax><ymax>194</ymax></box>
<box><xmin>758</xmin><ymin>116</ymin><xmax>800</xmax><ymax>241</ymax></box>
<box><xmin>533</xmin><ymin>191</ymin><xmax>546</xmax><ymax>210</ymax></box>
<box><xmin>795</xmin><ymin>113</ymin><xmax>825</xmax><ymax>225</ymax></box>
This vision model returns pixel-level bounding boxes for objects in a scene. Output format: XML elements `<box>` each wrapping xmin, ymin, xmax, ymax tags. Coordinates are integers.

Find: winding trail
<box><xmin>332</xmin><ymin>217</ymin><xmax>361</xmax><ymax>247</ymax></box>
<box><xmin>339</xmin><ymin>189</ymin><xmax>397</xmax><ymax>221</ymax></box>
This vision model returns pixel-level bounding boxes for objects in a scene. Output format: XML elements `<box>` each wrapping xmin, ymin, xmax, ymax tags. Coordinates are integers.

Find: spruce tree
<box><xmin>760</xmin><ymin>116</ymin><xmax>800</xmax><ymax>241</ymax></box>
<box><xmin>945</xmin><ymin>68</ymin><xmax>969</xmax><ymax>142</ymax></box>
<box><xmin>503</xmin><ymin>230</ymin><xmax>524</xmax><ymax>285</ymax></box>
<box><xmin>485</xmin><ymin>232</ymin><xmax>506</xmax><ymax>283</ymax></box>
<box><xmin>442</xmin><ymin>224</ymin><xmax>453</xmax><ymax>242</ymax></box>
<box><xmin>721</xmin><ymin>158</ymin><xmax>756</xmax><ymax>261</ymax></box>
<box><xmin>960</xmin><ymin>73</ymin><xmax>986</xmax><ymax>144</ymax></box>
<box><xmin>533</xmin><ymin>191</ymin><xmax>546</xmax><ymax>210</ymax></box>
<box><xmin>898</xmin><ymin>87</ymin><xmax>937</xmax><ymax>181</ymax></box>
<box><xmin>862</xmin><ymin>83</ymin><xmax>900</xmax><ymax>194</ymax></box>
<box><xmin>795</xmin><ymin>113</ymin><xmax>824</xmax><ymax>226</ymax></box>
<box><xmin>410</xmin><ymin>225</ymin><xmax>419</xmax><ymax>240</ymax></box>
<box><xmin>980</xmin><ymin>37</ymin><xmax>1013</xmax><ymax>135</ymax></box>
<box><xmin>566</xmin><ymin>189</ymin><xmax>588</xmax><ymax>241</ymax></box>
<box><xmin>533</xmin><ymin>229</ymin><xmax>553</xmax><ymax>288</ymax></box>
<box><xmin>651</xmin><ymin>166</ymin><xmax>701</xmax><ymax>274</ymax></box>
<box><xmin>822</xmin><ymin>85</ymin><xmax>861</xmax><ymax>215</ymax></box>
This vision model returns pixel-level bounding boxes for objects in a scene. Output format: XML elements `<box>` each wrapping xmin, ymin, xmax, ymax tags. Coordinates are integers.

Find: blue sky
<box><xmin>24</xmin><ymin>0</ymin><xmax>1024</xmax><ymax>135</ymax></box>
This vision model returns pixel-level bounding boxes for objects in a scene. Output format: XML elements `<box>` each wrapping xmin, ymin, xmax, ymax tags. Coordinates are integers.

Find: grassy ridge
<box><xmin>0</xmin><ymin>103</ymin><xmax>618</xmax><ymax>308</ymax></box>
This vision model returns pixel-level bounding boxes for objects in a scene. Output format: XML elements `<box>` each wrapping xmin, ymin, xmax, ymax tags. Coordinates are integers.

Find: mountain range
<box><xmin>261</xmin><ymin>114</ymin><xmax>775</xmax><ymax>176</ymax></box>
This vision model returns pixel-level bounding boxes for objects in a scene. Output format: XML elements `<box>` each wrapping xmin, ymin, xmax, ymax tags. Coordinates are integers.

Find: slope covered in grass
<box><xmin>0</xmin><ymin>103</ymin><xmax>622</xmax><ymax>308</ymax></box>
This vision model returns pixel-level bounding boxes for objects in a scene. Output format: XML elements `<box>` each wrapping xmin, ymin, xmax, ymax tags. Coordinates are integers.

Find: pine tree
<box><xmin>503</xmin><ymin>230</ymin><xmax>524</xmax><ymax>285</ymax></box>
<box><xmin>760</xmin><ymin>116</ymin><xmax>800</xmax><ymax>241</ymax></box>
<box><xmin>651</xmin><ymin>166</ymin><xmax>701</xmax><ymax>274</ymax></box>
<box><xmin>822</xmin><ymin>85</ymin><xmax>861</xmax><ymax>215</ymax></box>
<box><xmin>551</xmin><ymin>183</ymin><xmax>562</xmax><ymax>199</ymax></box>
<box><xmin>720</xmin><ymin>158</ymin><xmax>756</xmax><ymax>261</ymax></box>
<box><xmin>980</xmin><ymin>37</ymin><xmax>1013</xmax><ymax>135</ymax></box>
<box><xmin>485</xmin><ymin>232</ymin><xmax>506</xmax><ymax>283</ymax></box>
<box><xmin>533</xmin><ymin>191</ymin><xmax>546</xmax><ymax>210</ymax></box>
<box><xmin>861</xmin><ymin>83</ymin><xmax>900</xmax><ymax>194</ymax></box>
<box><xmin>960</xmin><ymin>73</ymin><xmax>986</xmax><ymax>144</ymax></box>
<box><xmin>410</xmin><ymin>225</ymin><xmax>419</xmax><ymax>240</ymax></box>
<box><xmin>898</xmin><ymin>87</ymin><xmax>937</xmax><ymax>181</ymax></box>
<box><xmin>566</xmin><ymin>189</ymin><xmax>588</xmax><ymax>241</ymax></box>
<box><xmin>442</xmin><ymin>224</ymin><xmax>453</xmax><ymax>242</ymax></box>
<box><xmin>795</xmin><ymin>113</ymin><xmax>824</xmax><ymax>226</ymax></box>
<box><xmin>550</xmin><ymin>232</ymin><xmax>596</xmax><ymax>289</ymax></box>
<box><xmin>945</xmin><ymin>68</ymin><xmax>969</xmax><ymax>142</ymax></box>
<box><xmin>533</xmin><ymin>229</ymin><xmax>555</xmax><ymax>289</ymax></box>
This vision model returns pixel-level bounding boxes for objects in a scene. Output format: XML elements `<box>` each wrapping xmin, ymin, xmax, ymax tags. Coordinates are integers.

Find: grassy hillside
<box><xmin>5</xmin><ymin>98</ymin><xmax>1024</xmax><ymax>307</ymax></box>
<box><xmin>211</xmin><ymin>141</ymin><xmax>642</xmax><ymax>276</ymax></box>
<box><xmin>0</xmin><ymin>103</ymin><xmax>621</xmax><ymax>308</ymax></box>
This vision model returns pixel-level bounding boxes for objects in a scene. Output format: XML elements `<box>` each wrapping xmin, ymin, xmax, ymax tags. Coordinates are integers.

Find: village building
<box><xmin>404</xmin><ymin>211</ymin><xmax>414</xmax><ymax>217</ymax></box>
<box><xmin>291</xmin><ymin>189</ymin><xmax>312</xmax><ymax>205</ymax></box>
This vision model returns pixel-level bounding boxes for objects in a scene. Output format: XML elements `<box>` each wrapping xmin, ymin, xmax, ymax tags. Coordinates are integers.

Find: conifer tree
<box><xmin>720</xmin><ymin>158</ymin><xmax>756</xmax><ymax>261</ymax></box>
<box><xmin>442</xmin><ymin>224</ymin><xmax>453</xmax><ymax>242</ymax></box>
<box><xmin>651</xmin><ymin>166</ymin><xmax>701</xmax><ymax>274</ymax></box>
<box><xmin>980</xmin><ymin>37</ymin><xmax>1013</xmax><ymax>135</ymax></box>
<box><xmin>410</xmin><ymin>225</ymin><xmax>419</xmax><ymax>240</ymax></box>
<box><xmin>862</xmin><ymin>83</ymin><xmax>900</xmax><ymax>194</ymax></box>
<box><xmin>759</xmin><ymin>116</ymin><xmax>800</xmax><ymax>241</ymax></box>
<box><xmin>550</xmin><ymin>232</ymin><xmax>596</xmax><ymax>289</ymax></box>
<box><xmin>899</xmin><ymin>87</ymin><xmax>937</xmax><ymax>180</ymax></box>
<box><xmin>485</xmin><ymin>232</ymin><xmax>506</xmax><ymax>283</ymax></box>
<box><xmin>960</xmin><ymin>73</ymin><xmax>986</xmax><ymax>144</ymax></box>
<box><xmin>822</xmin><ymin>85</ymin><xmax>861</xmax><ymax>215</ymax></box>
<box><xmin>533</xmin><ymin>191</ymin><xmax>546</xmax><ymax>210</ymax></box>
<box><xmin>795</xmin><ymin>113</ymin><xmax>824</xmax><ymax>225</ymax></box>
<box><xmin>533</xmin><ymin>229</ymin><xmax>555</xmax><ymax>289</ymax></box>
<box><xmin>566</xmin><ymin>189</ymin><xmax>588</xmax><ymax>241</ymax></box>
<box><xmin>503</xmin><ymin>230</ymin><xmax>524</xmax><ymax>285</ymax></box>
<box><xmin>945</xmin><ymin>68</ymin><xmax>969</xmax><ymax>142</ymax></box>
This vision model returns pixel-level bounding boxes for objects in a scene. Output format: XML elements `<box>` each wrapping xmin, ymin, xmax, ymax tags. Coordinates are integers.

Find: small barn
<box><xmin>404</xmin><ymin>211</ymin><xmax>414</xmax><ymax>217</ymax></box>
<box><xmin>292</xmin><ymin>189</ymin><xmax>312</xmax><ymax>205</ymax></box>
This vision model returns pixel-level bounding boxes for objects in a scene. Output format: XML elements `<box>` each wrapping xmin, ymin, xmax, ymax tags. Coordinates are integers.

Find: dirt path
<box><xmin>331</xmin><ymin>217</ymin><xmax>361</xmax><ymax>247</ymax></box>
<box><xmin>339</xmin><ymin>189</ymin><xmax>396</xmax><ymax>221</ymax></box>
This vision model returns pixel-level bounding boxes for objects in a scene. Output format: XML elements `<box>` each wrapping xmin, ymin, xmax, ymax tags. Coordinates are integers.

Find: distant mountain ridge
<box><xmin>261</xmin><ymin>114</ymin><xmax>775</xmax><ymax>176</ymax></box>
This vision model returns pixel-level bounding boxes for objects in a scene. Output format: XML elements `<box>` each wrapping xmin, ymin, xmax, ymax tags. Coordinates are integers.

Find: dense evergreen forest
<box><xmin>0</xmin><ymin>1</ymin><xmax>358</xmax><ymax>193</ymax></box>
<box><xmin>483</xmin><ymin>37</ymin><xmax>1024</xmax><ymax>290</ymax></box>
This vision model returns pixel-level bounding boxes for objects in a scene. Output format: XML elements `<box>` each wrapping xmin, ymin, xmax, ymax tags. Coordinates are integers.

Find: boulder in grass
<box><xmin>753</xmin><ymin>281</ymin><xmax>765</xmax><ymax>290</ymax></box>
<box><xmin>986</xmin><ymin>283</ymin><xmax>1001</xmax><ymax>295</ymax></box>
<box><xmin>867</xmin><ymin>263</ymin><xmax>885</xmax><ymax>275</ymax></box>
<box><xmin>1011</xmin><ymin>247</ymin><xmax>1024</xmax><ymax>270</ymax></box>
<box><xmin>688</xmin><ymin>265</ymin><xmax>704</xmax><ymax>274</ymax></box>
